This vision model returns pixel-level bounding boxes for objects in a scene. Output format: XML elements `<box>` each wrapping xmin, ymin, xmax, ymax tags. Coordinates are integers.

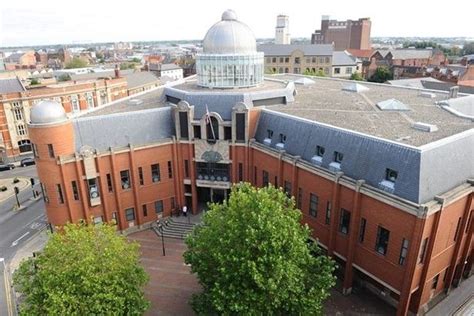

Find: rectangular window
<box><xmin>285</xmin><ymin>57</ymin><xmax>289</xmax><ymax>63</ymax></box>
<box><xmin>236</xmin><ymin>113</ymin><xmax>245</xmax><ymax>142</ymax></box>
<box><xmin>179</xmin><ymin>112</ymin><xmax>189</xmax><ymax>139</ymax></box>
<box><xmin>375</xmin><ymin>226</ymin><xmax>390</xmax><ymax>255</ymax></box>
<box><xmin>71</xmin><ymin>95</ymin><xmax>80</xmax><ymax>112</ymax></box>
<box><xmin>155</xmin><ymin>200</ymin><xmax>163</xmax><ymax>214</ymax></box>
<box><xmin>168</xmin><ymin>161</ymin><xmax>173</xmax><ymax>179</ymax></box>
<box><xmin>454</xmin><ymin>217</ymin><xmax>462</xmax><ymax>241</ymax></box>
<box><xmin>138</xmin><ymin>167</ymin><xmax>144</xmax><ymax>185</ymax></box>
<box><xmin>272</xmin><ymin>57</ymin><xmax>277</xmax><ymax>63</ymax></box>
<box><xmin>274</xmin><ymin>176</ymin><xmax>278</xmax><ymax>187</ymax></box>
<box><xmin>87</xmin><ymin>178</ymin><xmax>99</xmax><ymax>199</ymax></box>
<box><xmin>334</xmin><ymin>67</ymin><xmax>341</xmax><ymax>74</ymax></box>
<box><xmin>339</xmin><ymin>209</ymin><xmax>351</xmax><ymax>234</ymax></box>
<box><xmin>295</xmin><ymin>57</ymin><xmax>300</xmax><ymax>64</ymax></box>
<box><xmin>41</xmin><ymin>183</ymin><xmax>49</xmax><ymax>203</ymax></box>
<box><xmin>267</xmin><ymin>129</ymin><xmax>273</xmax><ymax>139</ymax></box>
<box><xmin>71</xmin><ymin>181</ymin><xmax>79</xmax><ymax>200</ymax></box>
<box><xmin>171</xmin><ymin>197</ymin><xmax>175</xmax><ymax>210</ymax></box>
<box><xmin>142</xmin><ymin>204</ymin><xmax>148</xmax><ymax>217</ymax></box>
<box><xmin>334</xmin><ymin>151</ymin><xmax>344</xmax><ymax>163</ymax></box>
<box><xmin>386</xmin><ymin>168</ymin><xmax>398</xmax><ymax>182</ymax></box>
<box><xmin>359</xmin><ymin>218</ymin><xmax>367</xmax><ymax>243</ymax></box>
<box><xmin>467</xmin><ymin>211</ymin><xmax>473</xmax><ymax>233</ymax></box>
<box><xmin>184</xmin><ymin>160</ymin><xmax>190</xmax><ymax>178</ymax></box>
<box><xmin>399</xmin><ymin>238</ymin><xmax>409</xmax><ymax>265</ymax></box>
<box><xmin>309</xmin><ymin>193</ymin><xmax>318</xmax><ymax>217</ymax></box>
<box><xmin>279</xmin><ymin>134</ymin><xmax>286</xmax><ymax>144</ymax></box>
<box><xmin>419</xmin><ymin>237</ymin><xmax>429</xmax><ymax>264</ymax></box>
<box><xmin>17</xmin><ymin>124</ymin><xmax>27</xmax><ymax>136</ymax></box>
<box><xmin>345</xmin><ymin>67</ymin><xmax>352</xmax><ymax>74</ymax></box>
<box><xmin>284</xmin><ymin>181</ymin><xmax>292</xmax><ymax>197</ymax></box>
<box><xmin>297</xmin><ymin>188</ymin><xmax>303</xmax><ymax>210</ymax></box>
<box><xmin>48</xmin><ymin>144</ymin><xmax>55</xmax><ymax>158</ymax></box>
<box><xmin>120</xmin><ymin>170</ymin><xmax>131</xmax><ymax>190</ymax></box>
<box><xmin>262</xmin><ymin>170</ymin><xmax>269</xmax><ymax>187</ymax></box>
<box><xmin>279</xmin><ymin>57</ymin><xmax>284</xmax><ymax>63</ymax></box>
<box><xmin>151</xmin><ymin>164</ymin><xmax>161</xmax><ymax>183</ymax></box>
<box><xmin>325</xmin><ymin>201</ymin><xmax>331</xmax><ymax>225</ymax></box>
<box><xmin>56</xmin><ymin>184</ymin><xmax>64</xmax><ymax>204</ymax></box>
<box><xmin>13</xmin><ymin>107</ymin><xmax>23</xmax><ymax>120</ymax></box>
<box><xmin>238</xmin><ymin>163</ymin><xmax>243</xmax><ymax>182</ymax></box>
<box><xmin>431</xmin><ymin>274</ymin><xmax>439</xmax><ymax>290</ymax></box>
<box><xmin>106</xmin><ymin>174</ymin><xmax>113</xmax><ymax>192</ymax></box>
<box><xmin>193</xmin><ymin>125</ymin><xmax>201</xmax><ymax>139</ymax></box>
<box><xmin>224</xmin><ymin>126</ymin><xmax>232</xmax><ymax>140</ymax></box>
<box><xmin>316</xmin><ymin>145</ymin><xmax>325</xmax><ymax>157</ymax></box>
<box><xmin>125</xmin><ymin>208</ymin><xmax>135</xmax><ymax>221</ymax></box>
<box><xmin>32</xmin><ymin>143</ymin><xmax>39</xmax><ymax>158</ymax></box>
<box><xmin>254</xmin><ymin>166</ymin><xmax>257</xmax><ymax>184</ymax></box>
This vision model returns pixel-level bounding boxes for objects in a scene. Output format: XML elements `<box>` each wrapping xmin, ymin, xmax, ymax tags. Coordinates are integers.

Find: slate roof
<box><xmin>125</xmin><ymin>72</ymin><xmax>160</xmax><ymax>89</ymax></box>
<box><xmin>377</xmin><ymin>49</ymin><xmax>433</xmax><ymax>60</ymax></box>
<box><xmin>257</xmin><ymin>44</ymin><xmax>333</xmax><ymax>56</ymax></box>
<box><xmin>0</xmin><ymin>78</ymin><xmax>26</xmax><ymax>94</ymax></box>
<box><xmin>161</xmin><ymin>63</ymin><xmax>182</xmax><ymax>71</ymax></box>
<box><xmin>332</xmin><ymin>51</ymin><xmax>358</xmax><ymax>66</ymax></box>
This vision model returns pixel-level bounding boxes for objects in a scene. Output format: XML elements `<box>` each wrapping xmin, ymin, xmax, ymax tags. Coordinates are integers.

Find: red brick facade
<box><xmin>27</xmin><ymin>107</ymin><xmax>473</xmax><ymax>315</ymax></box>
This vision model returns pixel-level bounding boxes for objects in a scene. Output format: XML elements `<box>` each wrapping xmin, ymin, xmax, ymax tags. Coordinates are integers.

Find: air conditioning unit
<box><xmin>311</xmin><ymin>155</ymin><xmax>323</xmax><ymax>166</ymax></box>
<box><xmin>276</xmin><ymin>142</ymin><xmax>285</xmax><ymax>150</ymax></box>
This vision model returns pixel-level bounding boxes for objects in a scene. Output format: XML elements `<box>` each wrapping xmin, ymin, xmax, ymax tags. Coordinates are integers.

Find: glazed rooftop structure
<box><xmin>28</xmin><ymin>10</ymin><xmax>473</xmax><ymax>316</ymax></box>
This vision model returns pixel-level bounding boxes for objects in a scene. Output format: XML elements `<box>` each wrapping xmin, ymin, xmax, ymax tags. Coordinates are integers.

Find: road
<box><xmin>0</xmin><ymin>165</ymin><xmax>47</xmax><ymax>316</ymax></box>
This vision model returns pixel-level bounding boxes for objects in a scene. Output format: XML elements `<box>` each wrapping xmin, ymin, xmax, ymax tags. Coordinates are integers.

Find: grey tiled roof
<box><xmin>161</xmin><ymin>63</ymin><xmax>182</xmax><ymax>71</ymax></box>
<box><xmin>125</xmin><ymin>72</ymin><xmax>160</xmax><ymax>89</ymax></box>
<box><xmin>378</xmin><ymin>49</ymin><xmax>433</xmax><ymax>60</ymax></box>
<box><xmin>0</xmin><ymin>78</ymin><xmax>25</xmax><ymax>93</ymax></box>
<box><xmin>257</xmin><ymin>44</ymin><xmax>333</xmax><ymax>56</ymax></box>
<box><xmin>332</xmin><ymin>51</ymin><xmax>358</xmax><ymax>66</ymax></box>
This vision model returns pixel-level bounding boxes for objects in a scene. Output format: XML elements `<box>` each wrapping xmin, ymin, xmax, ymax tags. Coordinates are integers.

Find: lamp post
<box><xmin>157</xmin><ymin>220</ymin><xmax>169</xmax><ymax>256</ymax></box>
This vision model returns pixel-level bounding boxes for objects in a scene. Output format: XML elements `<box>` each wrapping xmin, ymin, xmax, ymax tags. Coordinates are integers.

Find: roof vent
<box><xmin>376</xmin><ymin>99</ymin><xmax>410</xmax><ymax>111</ymax></box>
<box><xmin>275</xmin><ymin>142</ymin><xmax>285</xmax><ymax>150</ymax></box>
<box><xmin>342</xmin><ymin>82</ymin><xmax>369</xmax><ymax>93</ymax></box>
<box><xmin>449</xmin><ymin>86</ymin><xmax>459</xmax><ymax>99</ymax></box>
<box><xmin>128</xmin><ymin>99</ymin><xmax>143</xmax><ymax>106</ymax></box>
<box><xmin>412</xmin><ymin>122</ymin><xmax>438</xmax><ymax>133</ymax></box>
<box><xmin>263</xmin><ymin>138</ymin><xmax>272</xmax><ymax>146</ymax></box>
<box><xmin>420</xmin><ymin>92</ymin><xmax>436</xmax><ymax>99</ymax></box>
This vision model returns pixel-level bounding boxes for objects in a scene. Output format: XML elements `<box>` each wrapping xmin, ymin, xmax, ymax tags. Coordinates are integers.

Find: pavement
<box><xmin>0</xmin><ymin>164</ymin><xmax>46</xmax><ymax>316</ymax></box>
<box><xmin>427</xmin><ymin>277</ymin><xmax>474</xmax><ymax>316</ymax></box>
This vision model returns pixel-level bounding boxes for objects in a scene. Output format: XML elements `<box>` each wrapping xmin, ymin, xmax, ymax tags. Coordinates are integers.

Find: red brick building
<box><xmin>28</xmin><ymin>10</ymin><xmax>473</xmax><ymax>316</ymax></box>
<box><xmin>0</xmin><ymin>77</ymin><xmax>127</xmax><ymax>161</ymax></box>
<box><xmin>311</xmin><ymin>16</ymin><xmax>371</xmax><ymax>51</ymax></box>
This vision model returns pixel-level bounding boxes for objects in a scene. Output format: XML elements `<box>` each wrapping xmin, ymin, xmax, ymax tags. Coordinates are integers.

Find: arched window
<box><xmin>18</xmin><ymin>139</ymin><xmax>32</xmax><ymax>153</ymax></box>
<box><xmin>206</xmin><ymin>116</ymin><xmax>219</xmax><ymax>142</ymax></box>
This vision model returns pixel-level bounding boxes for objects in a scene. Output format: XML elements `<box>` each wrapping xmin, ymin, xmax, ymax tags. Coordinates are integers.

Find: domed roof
<box><xmin>30</xmin><ymin>100</ymin><xmax>67</xmax><ymax>125</ymax></box>
<box><xmin>202</xmin><ymin>10</ymin><xmax>257</xmax><ymax>54</ymax></box>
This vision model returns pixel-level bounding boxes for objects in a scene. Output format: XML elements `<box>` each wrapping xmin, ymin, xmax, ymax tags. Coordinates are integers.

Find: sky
<box><xmin>0</xmin><ymin>0</ymin><xmax>473</xmax><ymax>47</ymax></box>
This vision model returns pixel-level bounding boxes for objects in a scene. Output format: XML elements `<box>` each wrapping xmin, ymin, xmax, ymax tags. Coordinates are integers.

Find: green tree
<box><xmin>13</xmin><ymin>223</ymin><xmax>149</xmax><ymax>315</ymax></box>
<box><xmin>368</xmin><ymin>66</ymin><xmax>393</xmax><ymax>83</ymax></box>
<box><xmin>184</xmin><ymin>183</ymin><xmax>336</xmax><ymax>315</ymax></box>
<box><xmin>462</xmin><ymin>42</ymin><xmax>474</xmax><ymax>55</ymax></box>
<box><xmin>65</xmin><ymin>57</ymin><xmax>88</xmax><ymax>69</ymax></box>
<box><xmin>30</xmin><ymin>78</ymin><xmax>40</xmax><ymax>85</ymax></box>
<box><xmin>131</xmin><ymin>57</ymin><xmax>142</xmax><ymax>63</ymax></box>
<box><xmin>350</xmin><ymin>72</ymin><xmax>364</xmax><ymax>81</ymax></box>
<box><xmin>303</xmin><ymin>68</ymin><xmax>326</xmax><ymax>77</ymax></box>
<box><xmin>120</xmin><ymin>62</ymin><xmax>138</xmax><ymax>70</ymax></box>
<box><xmin>57</xmin><ymin>74</ymin><xmax>71</xmax><ymax>82</ymax></box>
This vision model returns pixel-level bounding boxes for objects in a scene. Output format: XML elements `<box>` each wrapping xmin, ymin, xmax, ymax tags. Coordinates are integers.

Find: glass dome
<box><xmin>196</xmin><ymin>10</ymin><xmax>264</xmax><ymax>89</ymax></box>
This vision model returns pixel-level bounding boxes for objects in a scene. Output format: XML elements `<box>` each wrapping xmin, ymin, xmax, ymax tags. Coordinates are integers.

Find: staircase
<box><xmin>152</xmin><ymin>218</ymin><xmax>196</xmax><ymax>240</ymax></box>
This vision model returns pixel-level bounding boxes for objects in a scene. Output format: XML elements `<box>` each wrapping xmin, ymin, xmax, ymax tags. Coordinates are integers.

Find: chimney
<box><xmin>449</xmin><ymin>86</ymin><xmax>459</xmax><ymax>99</ymax></box>
<box><xmin>114</xmin><ymin>64</ymin><xmax>120</xmax><ymax>78</ymax></box>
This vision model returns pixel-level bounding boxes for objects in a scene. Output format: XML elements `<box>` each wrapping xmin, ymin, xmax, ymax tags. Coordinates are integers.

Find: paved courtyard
<box><xmin>129</xmin><ymin>229</ymin><xmax>396</xmax><ymax>315</ymax></box>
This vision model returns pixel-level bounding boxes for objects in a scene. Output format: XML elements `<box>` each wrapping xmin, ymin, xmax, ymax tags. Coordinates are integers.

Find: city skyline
<box><xmin>1</xmin><ymin>0</ymin><xmax>473</xmax><ymax>47</ymax></box>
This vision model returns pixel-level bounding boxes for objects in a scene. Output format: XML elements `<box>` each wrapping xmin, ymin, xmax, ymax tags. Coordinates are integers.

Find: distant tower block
<box><xmin>275</xmin><ymin>15</ymin><xmax>290</xmax><ymax>44</ymax></box>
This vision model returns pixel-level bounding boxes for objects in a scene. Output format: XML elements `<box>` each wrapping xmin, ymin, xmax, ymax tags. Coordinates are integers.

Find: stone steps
<box><xmin>152</xmin><ymin>218</ymin><xmax>196</xmax><ymax>240</ymax></box>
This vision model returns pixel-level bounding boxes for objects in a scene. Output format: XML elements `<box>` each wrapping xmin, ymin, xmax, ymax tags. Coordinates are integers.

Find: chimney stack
<box><xmin>449</xmin><ymin>86</ymin><xmax>459</xmax><ymax>99</ymax></box>
<box><xmin>114</xmin><ymin>64</ymin><xmax>120</xmax><ymax>78</ymax></box>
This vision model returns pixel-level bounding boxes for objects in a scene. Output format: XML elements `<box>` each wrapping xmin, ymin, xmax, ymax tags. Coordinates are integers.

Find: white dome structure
<box><xmin>203</xmin><ymin>10</ymin><xmax>257</xmax><ymax>54</ymax></box>
<box><xmin>30</xmin><ymin>100</ymin><xmax>67</xmax><ymax>125</ymax></box>
<box><xmin>196</xmin><ymin>10</ymin><xmax>264</xmax><ymax>89</ymax></box>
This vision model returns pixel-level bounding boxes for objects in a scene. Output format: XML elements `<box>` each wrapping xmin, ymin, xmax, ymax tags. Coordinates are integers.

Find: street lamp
<box><xmin>156</xmin><ymin>220</ymin><xmax>169</xmax><ymax>256</ymax></box>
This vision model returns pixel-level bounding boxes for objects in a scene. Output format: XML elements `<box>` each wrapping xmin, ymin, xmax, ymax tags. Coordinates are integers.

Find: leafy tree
<box><xmin>350</xmin><ymin>72</ymin><xmax>364</xmax><ymax>81</ymax></box>
<box><xmin>131</xmin><ymin>57</ymin><xmax>142</xmax><ymax>63</ymax></box>
<box><xmin>64</xmin><ymin>57</ymin><xmax>88</xmax><ymax>69</ymax></box>
<box><xmin>462</xmin><ymin>42</ymin><xmax>474</xmax><ymax>55</ymax></box>
<box><xmin>120</xmin><ymin>62</ymin><xmax>138</xmax><ymax>70</ymax></box>
<box><xmin>368</xmin><ymin>66</ymin><xmax>393</xmax><ymax>83</ymax></box>
<box><xmin>30</xmin><ymin>78</ymin><xmax>40</xmax><ymax>85</ymax></box>
<box><xmin>57</xmin><ymin>74</ymin><xmax>71</xmax><ymax>82</ymax></box>
<box><xmin>303</xmin><ymin>68</ymin><xmax>326</xmax><ymax>77</ymax></box>
<box><xmin>184</xmin><ymin>183</ymin><xmax>336</xmax><ymax>315</ymax></box>
<box><xmin>13</xmin><ymin>223</ymin><xmax>149</xmax><ymax>315</ymax></box>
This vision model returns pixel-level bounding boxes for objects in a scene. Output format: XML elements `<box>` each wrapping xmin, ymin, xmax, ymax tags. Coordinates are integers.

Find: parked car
<box><xmin>20</xmin><ymin>158</ymin><xmax>36</xmax><ymax>167</ymax></box>
<box><xmin>0</xmin><ymin>163</ymin><xmax>15</xmax><ymax>171</ymax></box>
